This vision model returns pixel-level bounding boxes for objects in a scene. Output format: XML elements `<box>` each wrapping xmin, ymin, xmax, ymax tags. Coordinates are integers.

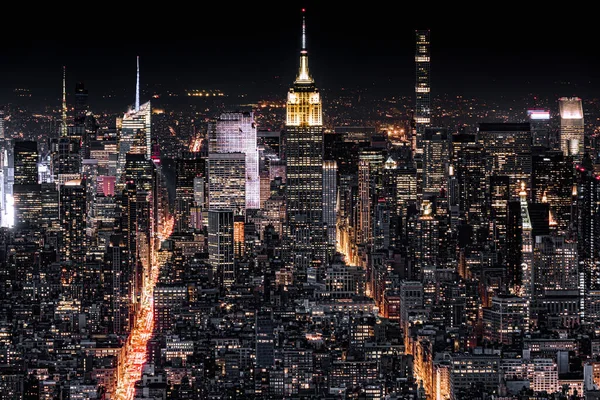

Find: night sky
<box><xmin>1</xmin><ymin>3</ymin><xmax>598</xmax><ymax>110</ymax></box>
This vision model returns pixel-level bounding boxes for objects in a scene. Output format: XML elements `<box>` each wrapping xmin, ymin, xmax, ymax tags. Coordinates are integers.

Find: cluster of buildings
<box><xmin>1</xmin><ymin>13</ymin><xmax>600</xmax><ymax>400</ymax></box>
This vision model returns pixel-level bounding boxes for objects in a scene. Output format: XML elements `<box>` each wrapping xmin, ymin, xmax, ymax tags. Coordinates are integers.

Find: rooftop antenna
<box><xmin>135</xmin><ymin>56</ymin><xmax>140</xmax><ymax>112</ymax></box>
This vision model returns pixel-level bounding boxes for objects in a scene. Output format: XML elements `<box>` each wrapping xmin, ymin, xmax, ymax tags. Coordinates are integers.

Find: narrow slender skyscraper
<box><xmin>414</xmin><ymin>30</ymin><xmax>431</xmax><ymax>153</ymax></box>
<box><xmin>135</xmin><ymin>56</ymin><xmax>140</xmax><ymax>112</ymax></box>
<box><xmin>62</xmin><ymin>66</ymin><xmax>68</xmax><ymax>137</ymax></box>
<box><xmin>285</xmin><ymin>9</ymin><xmax>325</xmax><ymax>277</ymax></box>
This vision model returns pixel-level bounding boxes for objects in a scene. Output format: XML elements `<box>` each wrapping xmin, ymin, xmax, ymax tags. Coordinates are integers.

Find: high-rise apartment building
<box><xmin>208</xmin><ymin>111</ymin><xmax>260</xmax><ymax>210</ymax></box>
<box><xmin>285</xmin><ymin>10</ymin><xmax>325</xmax><ymax>274</ymax></box>
<box><xmin>559</xmin><ymin>97</ymin><xmax>584</xmax><ymax>160</ymax></box>
<box><xmin>414</xmin><ymin>29</ymin><xmax>431</xmax><ymax>153</ymax></box>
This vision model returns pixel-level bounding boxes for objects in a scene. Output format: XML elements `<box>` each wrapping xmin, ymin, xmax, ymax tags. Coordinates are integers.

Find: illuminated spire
<box><xmin>135</xmin><ymin>56</ymin><xmax>140</xmax><ymax>112</ymax></box>
<box><xmin>295</xmin><ymin>8</ymin><xmax>312</xmax><ymax>84</ymax></box>
<box><xmin>302</xmin><ymin>8</ymin><xmax>306</xmax><ymax>50</ymax></box>
<box><xmin>61</xmin><ymin>66</ymin><xmax>68</xmax><ymax>137</ymax></box>
<box><xmin>519</xmin><ymin>181</ymin><xmax>532</xmax><ymax>230</ymax></box>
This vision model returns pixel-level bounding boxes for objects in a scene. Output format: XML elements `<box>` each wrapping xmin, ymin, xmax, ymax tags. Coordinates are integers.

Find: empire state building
<box><xmin>285</xmin><ymin>9</ymin><xmax>326</xmax><ymax>278</ymax></box>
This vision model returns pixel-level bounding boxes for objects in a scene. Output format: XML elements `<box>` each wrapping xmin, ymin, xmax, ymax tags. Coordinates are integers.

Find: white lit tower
<box><xmin>414</xmin><ymin>29</ymin><xmax>431</xmax><ymax>154</ymax></box>
<box><xmin>559</xmin><ymin>97</ymin><xmax>584</xmax><ymax>161</ymax></box>
<box><xmin>208</xmin><ymin>111</ymin><xmax>260</xmax><ymax>210</ymax></box>
<box><xmin>117</xmin><ymin>56</ymin><xmax>151</xmax><ymax>187</ymax></box>
<box><xmin>284</xmin><ymin>8</ymin><xmax>326</xmax><ymax>278</ymax></box>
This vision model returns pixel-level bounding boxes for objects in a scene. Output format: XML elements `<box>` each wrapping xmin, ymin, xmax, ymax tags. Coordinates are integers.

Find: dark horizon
<box><xmin>2</xmin><ymin>4</ymin><xmax>598</xmax><ymax>111</ymax></box>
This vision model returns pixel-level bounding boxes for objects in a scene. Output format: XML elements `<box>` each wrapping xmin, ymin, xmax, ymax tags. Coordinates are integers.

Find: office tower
<box><xmin>51</xmin><ymin>136</ymin><xmax>81</xmax><ymax>184</ymax></box>
<box><xmin>74</xmin><ymin>82</ymin><xmax>89</xmax><ymax>126</ymax></box>
<box><xmin>533</xmin><ymin>235</ymin><xmax>578</xmax><ymax>294</ymax></box>
<box><xmin>285</xmin><ymin>9</ymin><xmax>325</xmax><ymax>274</ymax></box>
<box><xmin>175</xmin><ymin>152</ymin><xmax>205</xmax><ymax>232</ymax></box>
<box><xmin>482</xmin><ymin>294</ymin><xmax>528</xmax><ymax>345</ymax></box>
<box><xmin>40</xmin><ymin>182</ymin><xmax>59</xmax><ymax>231</ymax></box>
<box><xmin>559</xmin><ymin>97</ymin><xmax>584</xmax><ymax>159</ymax></box>
<box><xmin>576</xmin><ymin>166</ymin><xmax>600</xmax><ymax>322</ymax></box>
<box><xmin>358</xmin><ymin>159</ymin><xmax>371</xmax><ymax>248</ymax></box>
<box><xmin>208</xmin><ymin>209</ymin><xmax>234</xmax><ymax>292</ymax></box>
<box><xmin>13</xmin><ymin>140</ymin><xmax>38</xmax><ymax>185</ymax></box>
<box><xmin>207</xmin><ymin>152</ymin><xmax>246</xmax><ymax>215</ymax></box>
<box><xmin>451</xmin><ymin>133</ymin><xmax>486</xmax><ymax>243</ymax></box>
<box><xmin>322</xmin><ymin>160</ymin><xmax>337</xmax><ymax>254</ymax></box>
<box><xmin>356</xmin><ymin>147</ymin><xmax>386</xmax><ymax>252</ymax></box>
<box><xmin>117</xmin><ymin>57</ymin><xmax>151</xmax><ymax>184</ymax></box>
<box><xmin>488</xmin><ymin>175</ymin><xmax>510</xmax><ymax>257</ymax></box>
<box><xmin>208</xmin><ymin>111</ymin><xmax>260</xmax><ymax>210</ymax></box>
<box><xmin>82</xmin><ymin>159</ymin><xmax>98</xmax><ymax>236</ymax></box>
<box><xmin>59</xmin><ymin>179</ymin><xmax>87</xmax><ymax>267</ymax></box>
<box><xmin>518</xmin><ymin>183</ymin><xmax>533</xmax><ymax>332</ymax></box>
<box><xmin>531</xmin><ymin>151</ymin><xmax>574</xmax><ymax>236</ymax></box>
<box><xmin>422</xmin><ymin>127</ymin><xmax>449</xmax><ymax>195</ymax></box>
<box><xmin>12</xmin><ymin>184</ymin><xmax>41</xmax><ymax>228</ymax></box>
<box><xmin>104</xmin><ymin>234</ymin><xmax>130</xmax><ymax>334</ymax></box>
<box><xmin>477</xmin><ymin>122</ymin><xmax>533</xmax><ymax>201</ymax></box>
<box><xmin>527</xmin><ymin>108</ymin><xmax>552</xmax><ymax>149</ymax></box>
<box><xmin>414</xmin><ymin>29</ymin><xmax>431</xmax><ymax>153</ymax></box>
<box><xmin>123</xmin><ymin>153</ymin><xmax>157</xmax><ymax>293</ymax></box>
<box><xmin>414</xmin><ymin>199</ymin><xmax>439</xmax><ymax>281</ymax></box>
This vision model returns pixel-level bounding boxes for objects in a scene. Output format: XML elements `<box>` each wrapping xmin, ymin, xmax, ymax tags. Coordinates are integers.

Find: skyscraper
<box><xmin>285</xmin><ymin>9</ymin><xmax>325</xmax><ymax>274</ymax></box>
<box><xmin>414</xmin><ymin>29</ymin><xmax>431</xmax><ymax>153</ymax></box>
<box><xmin>518</xmin><ymin>182</ymin><xmax>533</xmax><ymax>332</ymax></box>
<box><xmin>322</xmin><ymin>160</ymin><xmax>337</xmax><ymax>254</ymax></box>
<box><xmin>422</xmin><ymin>127</ymin><xmax>449</xmax><ymax>195</ymax></box>
<box><xmin>207</xmin><ymin>152</ymin><xmax>246</xmax><ymax>214</ymax></box>
<box><xmin>208</xmin><ymin>209</ymin><xmax>234</xmax><ymax>292</ymax></box>
<box><xmin>559</xmin><ymin>97</ymin><xmax>584</xmax><ymax>160</ymax></box>
<box><xmin>13</xmin><ymin>140</ymin><xmax>38</xmax><ymax>185</ymax></box>
<box><xmin>59</xmin><ymin>179</ymin><xmax>87</xmax><ymax>266</ymax></box>
<box><xmin>477</xmin><ymin>122</ymin><xmax>532</xmax><ymax>200</ymax></box>
<box><xmin>117</xmin><ymin>57</ymin><xmax>151</xmax><ymax>185</ymax></box>
<box><xmin>208</xmin><ymin>111</ymin><xmax>260</xmax><ymax>210</ymax></box>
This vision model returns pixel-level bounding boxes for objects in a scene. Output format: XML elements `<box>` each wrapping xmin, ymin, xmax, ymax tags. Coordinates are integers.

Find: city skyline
<box><xmin>2</xmin><ymin>6</ymin><xmax>598</xmax><ymax>110</ymax></box>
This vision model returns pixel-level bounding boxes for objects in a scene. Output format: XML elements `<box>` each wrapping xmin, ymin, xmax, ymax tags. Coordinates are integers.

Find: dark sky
<box><xmin>1</xmin><ymin>3</ymin><xmax>598</xmax><ymax>110</ymax></box>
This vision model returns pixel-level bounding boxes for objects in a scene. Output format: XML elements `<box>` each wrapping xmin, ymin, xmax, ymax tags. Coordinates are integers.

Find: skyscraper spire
<box><xmin>135</xmin><ymin>56</ymin><xmax>140</xmax><ymax>112</ymax></box>
<box><xmin>62</xmin><ymin>66</ymin><xmax>68</xmax><ymax>137</ymax></box>
<box><xmin>302</xmin><ymin>8</ymin><xmax>306</xmax><ymax>51</ymax></box>
<box><xmin>295</xmin><ymin>8</ymin><xmax>312</xmax><ymax>84</ymax></box>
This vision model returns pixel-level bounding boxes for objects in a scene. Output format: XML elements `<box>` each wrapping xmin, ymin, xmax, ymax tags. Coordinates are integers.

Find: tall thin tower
<box><xmin>61</xmin><ymin>66</ymin><xmax>68</xmax><ymax>137</ymax></box>
<box><xmin>519</xmin><ymin>182</ymin><xmax>533</xmax><ymax>332</ymax></box>
<box><xmin>414</xmin><ymin>30</ymin><xmax>431</xmax><ymax>153</ymax></box>
<box><xmin>285</xmin><ymin>8</ymin><xmax>326</xmax><ymax>277</ymax></box>
<box><xmin>135</xmin><ymin>56</ymin><xmax>140</xmax><ymax>112</ymax></box>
